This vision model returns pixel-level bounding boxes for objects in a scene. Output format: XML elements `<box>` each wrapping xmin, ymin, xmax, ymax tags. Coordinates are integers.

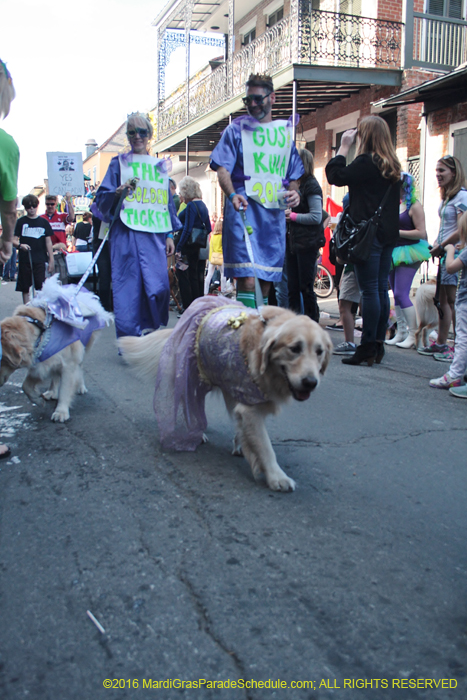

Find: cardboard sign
<box><xmin>47</xmin><ymin>152</ymin><xmax>84</xmax><ymax>197</ymax></box>
<box><xmin>242</xmin><ymin>120</ymin><xmax>293</xmax><ymax>209</ymax></box>
<box><xmin>120</xmin><ymin>155</ymin><xmax>171</xmax><ymax>234</ymax></box>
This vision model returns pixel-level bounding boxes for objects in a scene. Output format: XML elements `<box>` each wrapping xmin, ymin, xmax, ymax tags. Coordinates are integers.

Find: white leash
<box><xmin>73</xmin><ymin>178</ymin><xmax>139</xmax><ymax>297</ymax></box>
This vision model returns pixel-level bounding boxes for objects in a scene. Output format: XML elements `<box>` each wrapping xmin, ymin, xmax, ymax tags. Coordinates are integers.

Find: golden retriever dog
<box><xmin>1</xmin><ymin>305</ymin><xmax>95</xmax><ymax>422</ymax></box>
<box><xmin>414</xmin><ymin>279</ymin><xmax>439</xmax><ymax>349</ymax></box>
<box><xmin>119</xmin><ymin>297</ymin><xmax>332</xmax><ymax>491</ymax></box>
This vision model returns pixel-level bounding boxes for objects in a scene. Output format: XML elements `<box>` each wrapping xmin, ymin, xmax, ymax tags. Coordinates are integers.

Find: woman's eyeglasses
<box><xmin>127</xmin><ymin>128</ymin><xmax>149</xmax><ymax>138</ymax></box>
<box><xmin>242</xmin><ymin>93</ymin><xmax>271</xmax><ymax>107</ymax></box>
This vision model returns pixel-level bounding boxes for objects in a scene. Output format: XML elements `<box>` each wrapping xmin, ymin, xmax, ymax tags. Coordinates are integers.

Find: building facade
<box><xmin>151</xmin><ymin>0</ymin><xmax>467</xmax><ymax>224</ymax></box>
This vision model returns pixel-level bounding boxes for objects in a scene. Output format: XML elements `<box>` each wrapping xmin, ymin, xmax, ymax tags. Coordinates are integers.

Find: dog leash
<box><xmin>238</xmin><ymin>207</ymin><xmax>265</xmax><ymax>318</ymax></box>
<box><xmin>432</xmin><ymin>253</ymin><xmax>444</xmax><ymax>320</ymax></box>
<box><xmin>27</xmin><ymin>249</ymin><xmax>36</xmax><ymax>299</ymax></box>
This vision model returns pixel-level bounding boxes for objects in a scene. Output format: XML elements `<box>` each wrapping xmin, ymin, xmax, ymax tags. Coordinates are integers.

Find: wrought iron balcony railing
<box><xmin>156</xmin><ymin>6</ymin><xmax>404</xmax><ymax>143</ymax></box>
<box><xmin>301</xmin><ymin>9</ymin><xmax>402</xmax><ymax>68</ymax></box>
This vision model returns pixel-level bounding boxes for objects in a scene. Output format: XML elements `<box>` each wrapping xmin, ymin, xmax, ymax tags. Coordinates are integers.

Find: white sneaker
<box><xmin>429</xmin><ymin>373</ymin><xmax>463</xmax><ymax>389</ymax></box>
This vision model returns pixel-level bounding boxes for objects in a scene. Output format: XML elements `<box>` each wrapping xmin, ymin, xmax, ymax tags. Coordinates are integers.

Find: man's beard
<box><xmin>247</xmin><ymin>102</ymin><xmax>271</xmax><ymax>122</ymax></box>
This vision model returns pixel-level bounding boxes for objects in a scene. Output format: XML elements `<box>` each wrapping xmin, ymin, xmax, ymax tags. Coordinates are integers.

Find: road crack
<box><xmin>177</xmin><ymin>565</ymin><xmax>253</xmax><ymax>700</ymax></box>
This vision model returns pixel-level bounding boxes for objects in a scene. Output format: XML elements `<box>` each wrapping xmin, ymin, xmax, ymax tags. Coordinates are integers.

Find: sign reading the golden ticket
<box><xmin>242</xmin><ymin>119</ymin><xmax>293</xmax><ymax>209</ymax></box>
<box><xmin>119</xmin><ymin>155</ymin><xmax>171</xmax><ymax>233</ymax></box>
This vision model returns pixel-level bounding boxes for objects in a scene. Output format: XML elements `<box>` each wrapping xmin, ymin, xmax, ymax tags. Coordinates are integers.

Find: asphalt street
<box><xmin>0</xmin><ymin>280</ymin><xmax>466</xmax><ymax>700</ymax></box>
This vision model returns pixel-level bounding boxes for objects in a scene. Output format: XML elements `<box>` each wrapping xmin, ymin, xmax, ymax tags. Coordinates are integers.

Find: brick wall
<box><xmin>396</xmin><ymin>69</ymin><xmax>442</xmax><ymax>162</ymax></box>
<box><xmin>299</xmin><ymin>67</ymin><xmax>447</xmax><ymax>198</ymax></box>
<box><xmin>428</xmin><ymin>103</ymin><xmax>467</xmax><ymax>143</ymax></box>
<box><xmin>300</xmin><ymin>84</ymin><xmax>394</xmax><ymax>198</ymax></box>
<box><xmin>377</xmin><ymin>0</ymin><xmax>403</xmax><ymax>22</ymax></box>
<box><xmin>234</xmin><ymin>0</ymin><xmax>290</xmax><ymax>54</ymax></box>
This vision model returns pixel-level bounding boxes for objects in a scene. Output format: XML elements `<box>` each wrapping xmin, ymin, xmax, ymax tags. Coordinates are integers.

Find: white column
<box><xmin>185</xmin><ymin>0</ymin><xmax>193</xmax><ymax>123</ymax></box>
<box><xmin>227</xmin><ymin>0</ymin><xmax>235</xmax><ymax>98</ymax></box>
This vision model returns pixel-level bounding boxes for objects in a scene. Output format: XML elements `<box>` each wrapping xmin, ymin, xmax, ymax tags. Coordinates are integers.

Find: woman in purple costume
<box><xmin>95</xmin><ymin>113</ymin><xmax>180</xmax><ymax>337</ymax></box>
<box><xmin>386</xmin><ymin>173</ymin><xmax>429</xmax><ymax>349</ymax></box>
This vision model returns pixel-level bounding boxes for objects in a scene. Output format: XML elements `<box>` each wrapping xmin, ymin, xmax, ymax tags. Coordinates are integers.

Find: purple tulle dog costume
<box><xmin>154</xmin><ymin>296</ymin><xmax>267</xmax><ymax>451</ymax></box>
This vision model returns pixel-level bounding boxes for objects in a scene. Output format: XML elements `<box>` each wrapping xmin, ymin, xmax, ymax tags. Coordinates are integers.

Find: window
<box><xmin>243</xmin><ymin>28</ymin><xmax>256</xmax><ymax>45</ymax></box>
<box><xmin>306</xmin><ymin>141</ymin><xmax>315</xmax><ymax>157</ymax></box>
<box><xmin>380</xmin><ymin>111</ymin><xmax>397</xmax><ymax>147</ymax></box>
<box><xmin>268</xmin><ymin>7</ymin><xmax>283</xmax><ymax>28</ymax></box>
<box><xmin>339</xmin><ymin>0</ymin><xmax>362</xmax><ymax>15</ymax></box>
<box><xmin>427</xmin><ymin>0</ymin><xmax>464</xmax><ymax>19</ymax></box>
<box><xmin>93</xmin><ymin>166</ymin><xmax>97</xmax><ymax>185</ymax></box>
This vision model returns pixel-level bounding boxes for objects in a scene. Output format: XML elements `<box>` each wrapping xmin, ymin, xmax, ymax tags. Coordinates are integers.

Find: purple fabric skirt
<box><xmin>110</xmin><ymin>222</ymin><xmax>170</xmax><ymax>337</ymax></box>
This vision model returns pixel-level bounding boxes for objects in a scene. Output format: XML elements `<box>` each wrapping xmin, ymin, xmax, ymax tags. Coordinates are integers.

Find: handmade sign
<box><xmin>241</xmin><ymin>120</ymin><xmax>293</xmax><ymax>209</ymax></box>
<box><xmin>119</xmin><ymin>155</ymin><xmax>171</xmax><ymax>233</ymax></box>
<box><xmin>47</xmin><ymin>152</ymin><xmax>84</xmax><ymax>197</ymax></box>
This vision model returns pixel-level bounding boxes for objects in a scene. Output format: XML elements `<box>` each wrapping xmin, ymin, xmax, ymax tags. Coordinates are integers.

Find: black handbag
<box><xmin>186</xmin><ymin>201</ymin><xmax>208</xmax><ymax>249</ymax></box>
<box><xmin>332</xmin><ymin>184</ymin><xmax>393</xmax><ymax>264</ymax></box>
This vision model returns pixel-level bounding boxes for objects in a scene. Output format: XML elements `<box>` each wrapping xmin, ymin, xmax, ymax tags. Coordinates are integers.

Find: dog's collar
<box><xmin>26</xmin><ymin>317</ymin><xmax>47</xmax><ymax>333</ymax></box>
<box><xmin>24</xmin><ymin>309</ymin><xmax>54</xmax><ymax>364</ymax></box>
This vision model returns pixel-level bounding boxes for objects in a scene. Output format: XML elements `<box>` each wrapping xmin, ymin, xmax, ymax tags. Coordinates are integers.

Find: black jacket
<box><xmin>288</xmin><ymin>176</ymin><xmax>324</xmax><ymax>253</ymax></box>
<box><xmin>325</xmin><ymin>154</ymin><xmax>400</xmax><ymax>246</ymax></box>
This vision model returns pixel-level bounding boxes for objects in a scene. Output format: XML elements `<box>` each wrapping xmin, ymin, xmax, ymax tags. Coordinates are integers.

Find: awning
<box><xmin>372</xmin><ymin>63</ymin><xmax>467</xmax><ymax>113</ymax></box>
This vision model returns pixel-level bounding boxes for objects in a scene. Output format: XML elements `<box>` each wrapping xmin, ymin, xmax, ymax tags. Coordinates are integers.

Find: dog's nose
<box><xmin>301</xmin><ymin>376</ymin><xmax>318</xmax><ymax>391</ymax></box>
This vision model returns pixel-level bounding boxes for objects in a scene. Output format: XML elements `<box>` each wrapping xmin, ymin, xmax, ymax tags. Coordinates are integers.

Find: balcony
<box><xmin>156</xmin><ymin>7</ymin><xmax>403</xmax><ymax>145</ymax></box>
<box><xmin>412</xmin><ymin>12</ymin><xmax>467</xmax><ymax>70</ymax></box>
<box><xmin>154</xmin><ymin>3</ymin><xmax>467</xmax><ymax>150</ymax></box>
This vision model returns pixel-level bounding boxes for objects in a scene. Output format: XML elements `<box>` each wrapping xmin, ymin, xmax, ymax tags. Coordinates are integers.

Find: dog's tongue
<box><xmin>295</xmin><ymin>389</ymin><xmax>311</xmax><ymax>401</ymax></box>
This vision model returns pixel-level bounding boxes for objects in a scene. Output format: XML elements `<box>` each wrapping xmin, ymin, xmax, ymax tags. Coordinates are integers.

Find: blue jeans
<box><xmin>354</xmin><ymin>239</ymin><xmax>393</xmax><ymax>344</ymax></box>
<box><xmin>2</xmin><ymin>247</ymin><xmax>17</xmax><ymax>280</ymax></box>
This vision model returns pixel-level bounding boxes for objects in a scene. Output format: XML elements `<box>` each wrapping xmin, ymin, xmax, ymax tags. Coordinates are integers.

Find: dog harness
<box><xmin>29</xmin><ymin>312</ymin><xmax>104</xmax><ymax>363</ymax></box>
<box><xmin>27</xmin><ymin>277</ymin><xmax>112</xmax><ymax>364</ymax></box>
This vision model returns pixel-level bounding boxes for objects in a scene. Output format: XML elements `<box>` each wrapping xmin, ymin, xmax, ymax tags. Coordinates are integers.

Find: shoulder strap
<box><xmin>192</xmin><ymin>201</ymin><xmax>207</xmax><ymax>228</ymax></box>
<box><xmin>375</xmin><ymin>183</ymin><xmax>394</xmax><ymax>217</ymax></box>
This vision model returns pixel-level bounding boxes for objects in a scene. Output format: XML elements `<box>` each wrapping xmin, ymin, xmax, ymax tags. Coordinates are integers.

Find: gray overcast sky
<box><xmin>3</xmin><ymin>0</ymin><xmax>221</xmax><ymax>196</ymax></box>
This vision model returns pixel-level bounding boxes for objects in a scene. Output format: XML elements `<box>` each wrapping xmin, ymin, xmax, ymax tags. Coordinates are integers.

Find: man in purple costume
<box><xmin>94</xmin><ymin>113</ymin><xmax>181</xmax><ymax>337</ymax></box>
<box><xmin>210</xmin><ymin>73</ymin><xmax>304</xmax><ymax>309</ymax></box>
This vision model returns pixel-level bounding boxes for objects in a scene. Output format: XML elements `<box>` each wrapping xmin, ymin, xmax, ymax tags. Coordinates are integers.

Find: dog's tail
<box><xmin>118</xmin><ymin>329</ymin><xmax>172</xmax><ymax>379</ymax></box>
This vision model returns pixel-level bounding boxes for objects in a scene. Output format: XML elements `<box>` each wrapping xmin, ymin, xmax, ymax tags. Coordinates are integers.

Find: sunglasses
<box><xmin>439</xmin><ymin>155</ymin><xmax>457</xmax><ymax>169</ymax></box>
<box><xmin>242</xmin><ymin>93</ymin><xmax>271</xmax><ymax>107</ymax></box>
<box><xmin>127</xmin><ymin>128</ymin><xmax>149</xmax><ymax>138</ymax></box>
<box><xmin>26</xmin><ymin>205</ymin><xmax>38</xmax><ymax>209</ymax></box>
<box><xmin>46</xmin><ymin>202</ymin><xmax>56</xmax><ymax>206</ymax></box>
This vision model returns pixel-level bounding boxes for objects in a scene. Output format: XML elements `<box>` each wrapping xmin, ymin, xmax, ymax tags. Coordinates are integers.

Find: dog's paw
<box><xmin>201</xmin><ymin>433</ymin><xmax>209</xmax><ymax>444</ymax></box>
<box><xmin>267</xmin><ymin>472</ymin><xmax>296</xmax><ymax>492</ymax></box>
<box><xmin>42</xmin><ymin>390</ymin><xmax>58</xmax><ymax>401</ymax></box>
<box><xmin>232</xmin><ymin>436</ymin><xmax>243</xmax><ymax>457</ymax></box>
<box><xmin>76</xmin><ymin>384</ymin><xmax>88</xmax><ymax>395</ymax></box>
<box><xmin>51</xmin><ymin>408</ymin><xmax>70</xmax><ymax>423</ymax></box>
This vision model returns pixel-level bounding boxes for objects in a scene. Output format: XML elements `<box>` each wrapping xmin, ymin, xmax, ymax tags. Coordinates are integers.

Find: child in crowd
<box><xmin>332</xmin><ymin>263</ymin><xmax>361</xmax><ymax>355</ymax></box>
<box><xmin>429</xmin><ymin>211</ymin><xmax>467</xmax><ymax>396</ymax></box>
<box><xmin>14</xmin><ymin>194</ymin><xmax>54</xmax><ymax>303</ymax></box>
<box><xmin>204</xmin><ymin>216</ymin><xmax>223</xmax><ymax>294</ymax></box>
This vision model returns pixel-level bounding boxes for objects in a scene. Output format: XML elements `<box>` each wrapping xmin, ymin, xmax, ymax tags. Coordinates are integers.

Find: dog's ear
<box><xmin>319</xmin><ymin>333</ymin><xmax>333</xmax><ymax>375</ymax></box>
<box><xmin>0</xmin><ymin>322</ymin><xmax>35</xmax><ymax>369</ymax></box>
<box><xmin>260</xmin><ymin>326</ymin><xmax>282</xmax><ymax>375</ymax></box>
<box><xmin>260</xmin><ymin>335</ymin><xmax>275</xmax><ymax>374</ymax></box>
